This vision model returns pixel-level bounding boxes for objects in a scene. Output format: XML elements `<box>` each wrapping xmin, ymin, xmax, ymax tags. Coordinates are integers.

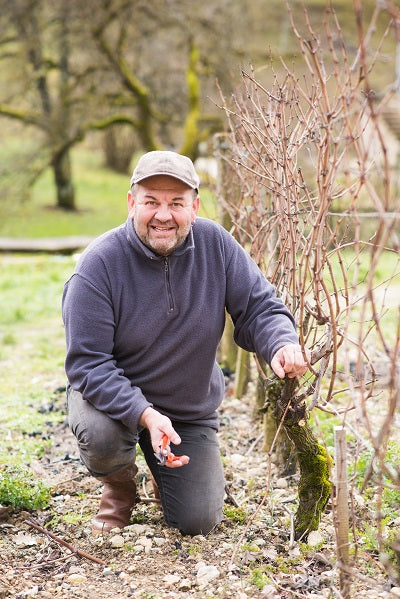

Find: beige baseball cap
<box><xmin>130</xmin><ymin>151</ymin><xmax>200</xmax><ymax>189</ymax></box>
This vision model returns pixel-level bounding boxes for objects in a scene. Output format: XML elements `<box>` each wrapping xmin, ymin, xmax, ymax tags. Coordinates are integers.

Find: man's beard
<box><xmin>135</xmin><ymin>219</ymin><xmax>191</xmax><ymax>256</ymax></box>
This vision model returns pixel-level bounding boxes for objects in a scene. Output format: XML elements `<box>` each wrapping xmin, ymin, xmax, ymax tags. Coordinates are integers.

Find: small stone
<box><xmin>288</xmin><ymin>545</ymin><xmax>301</xmax><ymax>557</ymax></box>
<box><xmin>263</xmin><ymin>548</ymin><xmax>278</xmax><ymax>561</ymax></box>
<box><xmin>178</xmin><ymin>578</ymin><xmax>192</xmax><ymax>590</ymax></box>
<box><xmin>153</xmin><ymin>536</ymin><xmax>166</xmax><ymax>546</ymax></box>
<box><xmin>319</xmin><ymin>569</ymin><xmax>333</xmax><ymax>581</ymax></box>
<box><xmin>307</xmin><ymin>530</ymin><xmax>324</xmax><ymax>547</ymax></box>
<box><xmin>275</xmin><ymin>477</ymin><xmax>288</xmax><ymax>489</ymax></box>
<box><xmin>125</xmin><ymin>523</ymin><xmax>148</xmax><ymax>534</ymax></box>
<box><xmin>196</xmin><ymin>564</ymin><xmax>220</xmax><ymax>587</ymax></box>
<box><xmin>230</xmin><ymin>453</ymin><xmax>245</xmax><ymax>467</ymax></box>
<box><xmin>261</xmin><ymin>584</ymin><xmax>279</xmax><ymax>597</ymax></box>
<box><xmin>163</xmin><ymin>574</ymin><xmax>181</xmax><ymax>587</ymax></box>
<box><xmin>137</xmin><ymin>536</ymin><xmax>153</xmax><ymax>553</ymax></box>
<box><xmin>110</xmin><ymin>534</ymin><xmax>125</xmax><ymax>548</ymax></box>
<box><xmin>25</xmin><ymin>587</ymin><xmax>39</xmax><ymax>597</ymax></box>
<box><xmin>390</xmin><ymin>588</ymin><xmax>400</xmax><ymax>597</ymax></box>
<box><xmin>102</xmin><ymin>567</ymin><xmax>113</xmax><ymax>576</ymax></box>
<box><xmin>66</xmin><ymin>574</ymin><xmax>87</xmax><ymax>585</ymax></box>
<box><xmin>68</xmin><ymin>565</ymin><xmax>83</xmax><ymax>574</ymax></box>
<box><xmin>12</xmin><ymin>532</ymin><xmax>37</xmax><ymax>546</ymax></box>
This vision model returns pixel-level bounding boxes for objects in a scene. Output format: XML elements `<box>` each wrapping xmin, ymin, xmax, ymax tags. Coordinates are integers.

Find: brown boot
<box><xmin>92</xmin><ymin>463</ymin><xmax>137</xmax><ymax>535</ymax></box>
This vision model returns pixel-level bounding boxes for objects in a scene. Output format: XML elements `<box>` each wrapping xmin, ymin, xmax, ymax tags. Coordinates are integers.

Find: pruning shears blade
<box><xmin>154</xmin><ymin>450</ymin><xmax>167</xmax><ymax>466</ymax></box>
<box><xmin>154</xmin><ymin>434</ymin><xmax>169</xmax><ymax>466</ymax></box>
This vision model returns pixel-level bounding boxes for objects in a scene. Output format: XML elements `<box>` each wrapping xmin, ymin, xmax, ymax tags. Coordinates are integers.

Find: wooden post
<box><xmin>334</xmin><ymin>426</ymin><xmax>351</xmax><ymax>598</ymax></box>
<box><xmin>233</xmin><ymin>346</ymin><xmax>250</xmax><ymax>399</ymax></box>
<box><xmin>214</xmin><ymin>133</ymin><xmax>238</xmax><ymax>373</ymax></box>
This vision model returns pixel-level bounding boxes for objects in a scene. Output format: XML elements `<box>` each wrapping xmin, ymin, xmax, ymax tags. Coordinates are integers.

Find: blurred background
<box><xmin>0</xmin><ymin>0</ymin><xmax>398</xmax><ymax>239</ymax></box>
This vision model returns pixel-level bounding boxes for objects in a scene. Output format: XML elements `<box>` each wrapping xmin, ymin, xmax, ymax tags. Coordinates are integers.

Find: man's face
<box><xmin>127</xmin><ymin>175</ymin><xmax>200</xmax><ymax>256</ymax></box>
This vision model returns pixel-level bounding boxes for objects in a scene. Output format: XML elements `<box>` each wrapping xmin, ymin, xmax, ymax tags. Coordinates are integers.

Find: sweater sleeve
<box><xmin>223</xmin><ymin>233</ymin><xmax>299</xmax><ymax>365</ymax></box>
<box><xmin>62</xmin><ymin>272</ymin><xmax>151</xmax><ymax>432</ymax></box>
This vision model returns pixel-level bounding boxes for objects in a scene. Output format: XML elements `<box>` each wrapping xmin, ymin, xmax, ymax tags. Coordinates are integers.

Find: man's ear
<box><xmin>192</xmin><ymin>194</ymin><xmax>200</xmax><ymax>220</ymax></box>
<box><xmin>127</xmin><ymin>190</ymin><xmax>135</xmax><ymax>215</ymax></box>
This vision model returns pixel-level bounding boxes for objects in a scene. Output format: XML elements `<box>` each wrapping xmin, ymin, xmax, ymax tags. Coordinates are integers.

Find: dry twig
<box><xmin>25</xmin><ymin>518</ymin><xmax>107</xmax><ymax>567</ymax></box>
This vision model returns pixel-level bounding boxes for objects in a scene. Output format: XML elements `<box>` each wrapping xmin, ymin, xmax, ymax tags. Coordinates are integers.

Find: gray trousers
<box><xmin>67</xmin><ymin>388</ymin><xmax>225</xmax><ymax>535</ymax></box>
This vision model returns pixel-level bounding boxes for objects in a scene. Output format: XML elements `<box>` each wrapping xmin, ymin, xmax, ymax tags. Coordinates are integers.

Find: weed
<box><xmin>223</xmin><ymin>505</ymin><xmax>248</xmax><ymax>523</ymax></box>
<box><xmin>354</xmin><ymin>439</ymin><xmax>400</xmax><ymax>519</ymax></box>
<box><xmin>131</xmin><ymin>515</ymin><xmax>145</xmax><ymax>524</ymax></box>
<box><xmin>0</xmin><ymin>465</ymin><xmax>51</xmax><ymax>510</ymax></box>
<box><xmin>187</xmin><ymin>543</ymin><xmax>202</xmax><ymax>556</ymax></box>
<box><xmin>62</xmin><ymin>512</ymin><xmax>90</xmax><ymax>525</ymax></box>
<box><xmin>241</xmin><ymin>543</ymin><xmax>261</xmax><ymax>553</ymax></box>
<box><xmin>250</xmin><ymin>567</ymin><xmax>272</xmax><ymax>590</ymax></box>
<box><xmin>247</xmin><ymin>478</ymin><xmax>256</xmax><ymax>491</ymax></box>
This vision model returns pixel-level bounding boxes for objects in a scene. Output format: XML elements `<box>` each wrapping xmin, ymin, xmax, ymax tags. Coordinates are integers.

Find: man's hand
<box><xmin>139</xmin><ymin>407</ymin><xmax>190</xmax><ymax>468</ymax></box>
<box><xmin>270</xmin><ymin>344</ymin><xmax>310</xmax><ymax>379</ymax></box>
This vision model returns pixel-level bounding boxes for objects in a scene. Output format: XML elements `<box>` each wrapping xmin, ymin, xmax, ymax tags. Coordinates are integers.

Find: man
<box><xmin>62</xmin><ymin>150</ymin><xmax>309</xmax><ymax>536</ymax></box>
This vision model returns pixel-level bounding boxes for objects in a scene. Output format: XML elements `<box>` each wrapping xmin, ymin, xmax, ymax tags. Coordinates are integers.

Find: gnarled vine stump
<box><xmin>266</xmin><ymin>376</ymin><xmax>331</xmax><ymax>541</ymax></box>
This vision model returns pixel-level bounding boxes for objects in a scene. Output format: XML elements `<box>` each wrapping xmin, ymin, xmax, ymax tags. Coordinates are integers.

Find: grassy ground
<box><xmin>0</xmin><ymin>254</ymin><xmax>75</xmax><ymax>466</ymax></box>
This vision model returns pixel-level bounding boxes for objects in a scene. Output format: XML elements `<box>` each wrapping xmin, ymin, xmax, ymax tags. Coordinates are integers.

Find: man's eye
<box><xmin>146</xmin><ymin>201</ymin><xmax>157</xmax><ymax>206</ymax></box>
<box><xmin>172</xmin><ymin>203</ymin><xmax>183</xmax><ymax>208</ymax></box>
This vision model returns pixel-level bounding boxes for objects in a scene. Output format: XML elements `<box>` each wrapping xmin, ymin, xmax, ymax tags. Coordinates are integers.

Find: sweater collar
<box><xmin>125</xmin><ymin>217</ymin><xmax>195</xmax><ymax>260</ymax></box>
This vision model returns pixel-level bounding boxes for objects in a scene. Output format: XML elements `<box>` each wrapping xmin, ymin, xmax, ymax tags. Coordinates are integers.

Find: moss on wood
<box><xmin>265</xmin><ymin>376</ymin><xmax>331</xmax><ymax>540</ymax></box>
<box><xmin>286</xmin><ymin>424</ymin><xmax>331</xmax><ymax>540</ymax></box>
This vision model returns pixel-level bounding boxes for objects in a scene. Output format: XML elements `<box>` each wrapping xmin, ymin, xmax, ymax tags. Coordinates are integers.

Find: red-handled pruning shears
<box><xmin>154</xmin><ymin>434</ymin><xmax>184</xmax><ymax>466</ymax></box>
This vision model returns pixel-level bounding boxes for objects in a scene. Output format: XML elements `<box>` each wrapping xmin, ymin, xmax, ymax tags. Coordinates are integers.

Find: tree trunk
<box><xmin>215</xmin><ymin>133</ymin><xmax>238</xmax><ymax>373</ymax></box>
<box><xmin>179</xmin><ymin>41</ymin><xmax>201</xmax><ymax>160</ymax></box>
<box><xmin>104</xmin><ymin>125</ymin><xmax>136</xmax><ymax>174</ymax></box>
<box><xmin>219</xmin><ymin>316</ymin><xmax>237</xmax><ymax>373</ymax></box>
<box><xmin>261</xmin><ymin>374</ymin><xmax>297</xmax><ymax>473</ymax></box>
<box><xmin>233</xmin><ymin>347</ymin><xmax>250</xmax><ymax>399</ymax></box>
<box><xmin>53</xmin><ymin>149</ymin><xmax>75</xmax><ymax>210</ymax></box>
<box><xmin>267</xmin><ymin>376</ymin><xmax>331</xmax><ymax>540</ymax></box>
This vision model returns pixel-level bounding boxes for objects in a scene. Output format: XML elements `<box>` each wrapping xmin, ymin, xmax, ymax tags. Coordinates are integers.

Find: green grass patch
<box><xmin>0</xmin><ymin>254</ymin><xmax>75</xmax><ymax>466</ymax></box>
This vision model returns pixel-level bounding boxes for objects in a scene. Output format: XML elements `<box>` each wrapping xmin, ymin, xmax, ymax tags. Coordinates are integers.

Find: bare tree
<box><xmin>0</xmin><ymin>0</ymin><xmax>250</xmax><ymax>209</ymax></box>
<box><xmin>0</xmin><ymin>0</ymin><xmax>108</xmax><ymax>209</ymax></box>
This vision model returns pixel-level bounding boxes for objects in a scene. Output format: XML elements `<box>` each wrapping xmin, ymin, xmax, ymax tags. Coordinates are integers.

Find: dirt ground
<box><xmin>0</xmin><ymin>384</ymin><xmax>397</xmax><ymax>599</ymax></box>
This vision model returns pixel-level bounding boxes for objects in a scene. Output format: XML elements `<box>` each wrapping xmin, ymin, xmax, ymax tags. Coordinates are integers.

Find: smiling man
<box><xmin>128</xmin><ymin>174</ymin><xmax>199</xmax><ymax>256</ymax></box>
<box><xmin>62</xmin><ymin>150</ymin><xmax>309</xmax><ymax>536</ymax></box>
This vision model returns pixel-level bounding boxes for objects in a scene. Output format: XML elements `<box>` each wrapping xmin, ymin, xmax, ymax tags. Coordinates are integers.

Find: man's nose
<box><xmin>155</xmin><ymin>204</ymin><xmax>172</xmax><ymax>221</ymax></box>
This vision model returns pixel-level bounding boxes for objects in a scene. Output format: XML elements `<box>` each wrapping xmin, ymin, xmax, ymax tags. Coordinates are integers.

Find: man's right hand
<box><xmin>139</xmin><ymin>407</ymin><xmax>190</xmax><ymax>468</ymax></box>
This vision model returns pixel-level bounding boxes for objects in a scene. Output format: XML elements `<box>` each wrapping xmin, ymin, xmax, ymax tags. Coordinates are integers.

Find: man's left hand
<box><xmin>270</xmin><ymin>344</ymin><xmax>310</xmax><ymax>379</ymax></box>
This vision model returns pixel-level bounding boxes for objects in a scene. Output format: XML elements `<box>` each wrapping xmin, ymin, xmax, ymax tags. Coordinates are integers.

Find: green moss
<box><xmin>292</xmin><ymin>441</ymin><xmax>331</xmax><ymax>540</ymax></box>
<box><xmin>265</xmin><ymin>376</ymin><xmax>331</xmax><ymax>540</ymax></box>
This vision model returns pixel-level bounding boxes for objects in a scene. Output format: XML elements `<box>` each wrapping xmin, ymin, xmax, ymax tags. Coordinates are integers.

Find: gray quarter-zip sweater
<box><xmin>62</xmin><ymin>216</ymin><xmax>299</xmax><ymax>432</ymax></box>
